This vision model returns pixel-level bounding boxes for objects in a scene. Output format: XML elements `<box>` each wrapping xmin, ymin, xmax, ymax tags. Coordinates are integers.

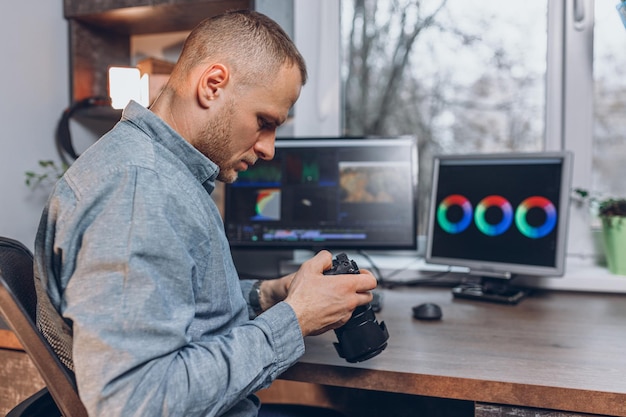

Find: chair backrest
<box><xmin>0</xmin><ymin>237</ymin><xmax>88</xmax><ymax>417</ymax></box>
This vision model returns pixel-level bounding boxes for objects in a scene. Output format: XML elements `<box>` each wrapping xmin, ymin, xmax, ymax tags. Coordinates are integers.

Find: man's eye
<box><xmin>258</xmin><ymin>118</ymin><xmax>275</xmax><ymax>131</ymax></box>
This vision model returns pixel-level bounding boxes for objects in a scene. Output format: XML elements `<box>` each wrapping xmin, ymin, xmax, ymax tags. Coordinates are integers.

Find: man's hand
<box><xmin>283</xmin><ymin>251</ymin><xmax>377</xmax><ymax>336</ymax></box>
<box><xmin>257</xmin><ymin>273</ymin><xmax>295</xmax><ymax>311</ymax></box>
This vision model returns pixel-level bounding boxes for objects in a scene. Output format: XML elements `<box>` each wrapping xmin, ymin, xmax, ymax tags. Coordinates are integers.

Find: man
<box><xmin>34</xmin><ymin>10</ymin><xmax>376</xmax><ymax>417</ymax></box>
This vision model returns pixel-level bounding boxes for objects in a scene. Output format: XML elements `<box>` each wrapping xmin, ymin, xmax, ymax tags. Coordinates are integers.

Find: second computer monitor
<box><xmin>425</xmin><ymin>151</ymin><xmax>573</xmax><ymax>279</ymax></box>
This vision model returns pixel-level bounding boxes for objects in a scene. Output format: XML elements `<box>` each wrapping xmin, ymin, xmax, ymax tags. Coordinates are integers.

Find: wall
<box><xmin>0</xmin><ymin>1</ymin><xmax>68</xmax><ymax>251</ymax></box>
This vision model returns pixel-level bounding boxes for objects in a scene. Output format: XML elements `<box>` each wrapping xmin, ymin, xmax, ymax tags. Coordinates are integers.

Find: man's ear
<box><xmin>197</xmin><ymin>64</ymin><xmax>229</xmax><ymax>108</ymax></box>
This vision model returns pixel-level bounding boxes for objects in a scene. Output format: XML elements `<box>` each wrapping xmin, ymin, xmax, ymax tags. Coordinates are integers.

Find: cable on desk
<box><xmin>381</xmin><ymin>268</ymin><xmax>456</xmax><ymax>288</ymax></box>
<box><xmin>356</xmin><ymin>250</ymin><xmax>384</xmax><ymax>282</ymax></box>
<box><xmin>356</xmin><ymin>250</ymin><xmax>457</xmax><ymax>288</ymax></box>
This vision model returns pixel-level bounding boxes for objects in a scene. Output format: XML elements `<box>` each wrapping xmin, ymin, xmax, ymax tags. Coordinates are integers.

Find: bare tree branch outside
<box><xmin>341</xmin><ymin>0</ymin><xmax>547</xmax><ymax>232</ymax></box>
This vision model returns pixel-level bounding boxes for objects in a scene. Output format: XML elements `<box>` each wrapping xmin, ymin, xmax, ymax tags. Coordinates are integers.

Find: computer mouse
<box><xmin>412</xmin><ymin>302</ymin><xmax>443</xmax><ymax>321</ymax></box>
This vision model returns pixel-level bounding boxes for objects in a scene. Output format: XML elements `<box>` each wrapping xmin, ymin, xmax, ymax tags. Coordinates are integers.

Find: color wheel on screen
<box><xmin>437</xmin><ymin>194</ymin><xmax>473</xmax><ymax>234</ymax></box>
<box><xmin>474</xmin><ymin>195</ymin><xmax>513</xmax><ymax>236</ymax></box>
<box><xmin>515</xmin><ymin>196</ymin><xmax>557</xmax><ymax>239</ymax></box>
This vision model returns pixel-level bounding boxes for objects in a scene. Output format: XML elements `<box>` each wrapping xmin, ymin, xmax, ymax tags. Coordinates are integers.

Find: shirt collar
<box><xmin>121</xmin><ymin>101</ymin><xmax>219</xmax><ymax>193</ymax></box>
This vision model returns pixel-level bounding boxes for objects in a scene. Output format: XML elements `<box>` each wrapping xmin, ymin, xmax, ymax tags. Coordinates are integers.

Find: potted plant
<box><xmin>25</xmin><ymin>160</ymin><xmax>68</xmax><ymax>189</ymax></box>
<box><xmin>574</xmin><ymin>189</ymin><xmax>626</xmax><ymax>275</ymax></box>
<box><xmin>596</xmin><ymin>198</ymin><xmax>626</xmax><ymax>275</ymax></box>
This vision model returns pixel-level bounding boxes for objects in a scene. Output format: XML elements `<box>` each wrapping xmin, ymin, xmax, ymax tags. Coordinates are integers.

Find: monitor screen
<box><xmin>425</xmin><ymin>151</ymin><xmax>572</xmax><ymax>278</ymax></box>
<box><xmin>224</xmin><ymin>137</ymin><xmax>418</xmax><ymax>251</ymax></box>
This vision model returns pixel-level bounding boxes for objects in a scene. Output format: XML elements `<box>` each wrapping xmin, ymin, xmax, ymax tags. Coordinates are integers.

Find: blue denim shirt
<box><xmin>34</xmin><ymin>101</ymin><xmax>305</xmax><ymax>417</ymax></box>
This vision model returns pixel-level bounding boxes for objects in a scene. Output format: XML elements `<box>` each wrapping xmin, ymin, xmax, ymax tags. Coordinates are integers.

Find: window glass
<box><xmin>341</xmin><ymin>0</ymin><xmax>548</xmax><ymax>232</ymax></box>
<box><xmin>592</xmin><ymin>3</ymin><xmax>626</xmax><ymax>198</ymax></box>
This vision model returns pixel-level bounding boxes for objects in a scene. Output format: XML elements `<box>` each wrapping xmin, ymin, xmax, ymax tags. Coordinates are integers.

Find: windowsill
<box><xmin>516</xmin><ymin>255</ymin><xmax>626</xmax><ymax>294</ymax></box>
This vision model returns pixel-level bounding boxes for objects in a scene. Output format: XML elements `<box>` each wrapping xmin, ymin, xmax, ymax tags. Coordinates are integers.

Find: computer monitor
<box><xmin>224</xmin><ymin>137</ymin><xmax>418</xmax><ymax>275</ymax></box>
<box><xmin>425</xmin><ymin>151</ymin><xmax>573</xmax><ymax>304</ymax></box>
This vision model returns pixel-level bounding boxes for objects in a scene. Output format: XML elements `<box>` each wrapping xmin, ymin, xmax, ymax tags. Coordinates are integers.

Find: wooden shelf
<box><xmin>65</xmin><ymin>0</ymin><xmax>252</xmax><ymax>35</ymax></box>
<box><xmin>64</xmin><ymin>0</ymin><xmax>253</xmax><ymax>101</ymax></box>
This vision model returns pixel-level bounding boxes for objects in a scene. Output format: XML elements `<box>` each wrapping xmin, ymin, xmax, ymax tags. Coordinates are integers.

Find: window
<box><xmin>340</xmin><ymin>0</ymin><xmax>548</xmax><ymax>233</ymax></box>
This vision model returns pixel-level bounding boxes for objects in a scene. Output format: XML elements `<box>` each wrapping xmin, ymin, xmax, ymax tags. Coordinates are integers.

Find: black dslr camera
<box><xmin>323</xmin><ymin>253</ymin><xmax>389</xmax><ymax>363</ymax></box>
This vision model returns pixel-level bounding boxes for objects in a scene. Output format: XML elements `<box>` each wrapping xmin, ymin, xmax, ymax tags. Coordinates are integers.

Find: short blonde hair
<box><xmin>174</xmin><ymin>9</ymin><xmax>307</xmax><ymax>87</ymax></box>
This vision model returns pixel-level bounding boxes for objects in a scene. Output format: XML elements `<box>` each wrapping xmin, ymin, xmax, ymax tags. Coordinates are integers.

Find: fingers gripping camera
<box><xmin>323</xmin><ymin>253</ymin><xmax>389</xmax><ymax>363</ymax></box>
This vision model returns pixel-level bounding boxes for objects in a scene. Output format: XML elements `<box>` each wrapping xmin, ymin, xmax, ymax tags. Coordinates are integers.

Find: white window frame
<box><xmin>292</xmin><ymin>0</ymin><xmax>341</xmax><ymax>137</ymax></box>
<box><xmin>544</xmin><ymin>0</ymin><xmax>599</xmax><ymax>261</ymax></box>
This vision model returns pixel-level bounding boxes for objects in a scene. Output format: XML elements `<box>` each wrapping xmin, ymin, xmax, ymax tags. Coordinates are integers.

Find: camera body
<box><xmin>324</xmin><ymin>253</ymin><xmax>389</xmax><ymax>363</ymax></box>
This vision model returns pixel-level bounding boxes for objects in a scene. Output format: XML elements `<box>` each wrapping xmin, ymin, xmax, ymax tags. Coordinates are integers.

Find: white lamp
<box><xmin>108</xmin><ymin>67</ymin><xmax>150</xmax><ymax>110</ymax></box>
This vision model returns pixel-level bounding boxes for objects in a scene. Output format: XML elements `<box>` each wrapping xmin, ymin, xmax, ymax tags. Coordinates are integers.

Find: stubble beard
<box><xmin>194</xmin><ymin>100</ymin><xmax>239</xmax><ymax>183</ymax></box>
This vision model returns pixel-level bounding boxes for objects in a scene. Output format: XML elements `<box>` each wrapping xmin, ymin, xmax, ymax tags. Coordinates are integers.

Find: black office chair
<box><xmin>0</xmin><ymin>236</ymin><xmax>87</xmax><ymax>417</ymax></box>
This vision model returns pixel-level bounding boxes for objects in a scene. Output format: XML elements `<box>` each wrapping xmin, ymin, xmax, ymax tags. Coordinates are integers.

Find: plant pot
<box><xmin>601</xmin><ymin>216</ymin><xmax>626</xmax><ymax>276</ymax></box>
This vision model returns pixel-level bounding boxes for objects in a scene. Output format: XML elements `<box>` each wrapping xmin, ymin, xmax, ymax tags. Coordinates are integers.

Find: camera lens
<box><xmin>333</xmin><ymin>304</ymin><xmax>389</xmax><ymax>363</ymax></box>
<box><xmin>325</xmin><ymin>253</ymin><xmax>389</xmax><ymax>363</ymax></box>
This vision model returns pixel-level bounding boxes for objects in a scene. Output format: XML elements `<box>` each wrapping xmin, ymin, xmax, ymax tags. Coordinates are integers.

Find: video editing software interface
<box><xmin>427</xmin><ymin>152</ymin><xmax>572</xmax><ymax>277</ymax></box>
<box><xmin>225</xmin><ymin>137</ymin><xmax>417</xmax><ymax>250</ymax></box>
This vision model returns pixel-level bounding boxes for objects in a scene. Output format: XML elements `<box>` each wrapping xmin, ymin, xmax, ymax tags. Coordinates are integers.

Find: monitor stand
<box><xmin>231</xmin><ymin>249</ymin><xmax>297</xmax><ymax>279</ymax></box>
<box><xmin>451</xmin><ymin>276</ymin><xmax>529</xmax><ymax>305</ymax></box>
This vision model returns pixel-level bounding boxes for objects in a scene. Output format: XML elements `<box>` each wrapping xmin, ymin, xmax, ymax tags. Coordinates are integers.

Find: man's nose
<box><xmin>255</xmin><ymin>132</ymin><xmax>276</xmax><ymax>160</ymax></box>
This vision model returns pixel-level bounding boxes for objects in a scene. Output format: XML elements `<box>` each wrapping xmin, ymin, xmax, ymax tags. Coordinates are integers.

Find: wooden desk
<box><xmin>272</xmin><ymin>287</ymin><xmax>626</xmax><ymax>416</ymax></box>
<box><xmin>3</xmin><ymin>287</ymin><xmax>625</xmax><ymax>416</ymax></box>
